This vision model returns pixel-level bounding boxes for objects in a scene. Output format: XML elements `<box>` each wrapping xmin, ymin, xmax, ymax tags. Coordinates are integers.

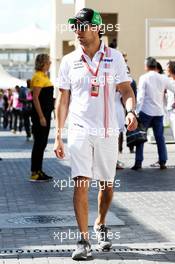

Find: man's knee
<box><xmin>74</xmin><ymin>176</ymin><xmax>90</xmax><ymax>190</ymax></box>
<box><xmin>99</xmin><ymin>181</ymin><xmax>114</xmax><ymax>192</ymax></box>
<box><xmin>155</xmin><ymin>134</ymin><xmax>164</xmax><ymax>142</ymax></box>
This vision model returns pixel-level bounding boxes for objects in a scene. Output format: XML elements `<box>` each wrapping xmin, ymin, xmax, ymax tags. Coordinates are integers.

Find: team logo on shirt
<box><xmin>73</xmin><ymin>60</ymin><xmax>84</xmax><ymax>69</ymax></box>
<box><xmin>103</xmin><ymin>57</ymin><xmax>113</xmax><ymax>63</ymax></box>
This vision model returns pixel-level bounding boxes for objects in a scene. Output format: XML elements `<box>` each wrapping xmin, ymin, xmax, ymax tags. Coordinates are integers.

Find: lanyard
<box><xmin>82</xmin><ymin>47</ymin><xmax>110</xmax><ymax>138</ymax></box>
<box><xmin>81</xmin><ymin>52</ymin><xmax>104</xmax><ymax>77</ymax></box>
<box><xmin>104</xmin><ymin>46</ymin><xmax>109</xmax><ymax>138</ymax></box>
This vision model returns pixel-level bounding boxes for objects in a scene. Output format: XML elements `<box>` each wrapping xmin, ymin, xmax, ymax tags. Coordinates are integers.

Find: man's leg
<box><xmin>68</xmin><ymin>130</ymin><xmax>93</xmax><ymax>259</ymax></box>
<box><xmin>18</xmin><ymin>110</ymin><xmax>23</xmax><ymax>132</ymax></box>
<box><xmin>31</xmin><ymin>115</ymin><xmax>51</xmax><ymax>178</ymax></box>
<box><xmin>93</xmin><ymin>181</ymin><xmax>113</xmax><ymax>250</ymax></box>
<box><xmin>95</xmin><ymin>181</ymin><xmax>113</xmax><ymax>226</ymax></box>
<box><xmin>92</xmin><ymin>135</ymin><xmax>118</xmax><ymax>250</ymax></box>
<box><xmin>12</xmin><ymin>109</ymin><xmax>17</xmax><ymax>132</ymax></box>
<box><xmin>72</xmin><ymin>176</ymin><xmax>92</xmax><ymax>260</ymax></box>
<box><xmin>118</xmin><ymin>132</ymin><xmax>123</xmax><ymax>153</ymax></box>
<box><xmin>134</xmin><ymin>142</ymin><xmax>144</xmax><ymax>166</ymax></box>
<box><xmin>23</xmin><ymin>109</ymin><xmax>31</xmax><ymax>138</ymax></box>
<box><xmin>93</xmin><ymin>136</ymin><xmax>117</xmax><ymax>225</ymax></box>
<box><xmin>132</xmin><ymin>111</ymin><xmax>152</xmax><ymax>169</ymax></box>
<box><xmin>9</xmin><ymin>110</ymin><xmax>13</xmax><ymax>130</ymax></box>
<box><xmin>73</xmin><ymin>176</ymin><xmax>89</xmax><ymax>240</ymax></box>
<box><xmin>152</xmin><ymin>116</ymin><xmax>167</xmax><ymax>166</ymax></box>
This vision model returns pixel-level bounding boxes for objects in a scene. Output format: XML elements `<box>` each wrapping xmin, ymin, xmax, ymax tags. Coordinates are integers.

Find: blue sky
<box><xmin>0</xmin><ymin>0</ymin><xmax>51</xmax><ymax>33</ymax></box>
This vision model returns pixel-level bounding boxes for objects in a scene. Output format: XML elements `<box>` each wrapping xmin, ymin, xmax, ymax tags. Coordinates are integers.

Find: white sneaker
<box><xmin>72</xmin><ymin>238</ymin><xmax>91</xmax><ymax>260</ymax></box>
<box><xmin>94</xmin><ymin>224</ymin><xmax>112</xmax><ymax>250</ymax></box>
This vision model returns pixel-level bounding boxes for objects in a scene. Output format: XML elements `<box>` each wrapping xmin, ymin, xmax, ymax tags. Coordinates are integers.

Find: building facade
<box><xmin>50</xmin><ymin>0</ymin><xmax>175</xmax><ymax>85</ymax></box>
<box><xmin>0</xmin><ymin>25</ymin><xmax>49</xmax><ymax>80</ymax></box>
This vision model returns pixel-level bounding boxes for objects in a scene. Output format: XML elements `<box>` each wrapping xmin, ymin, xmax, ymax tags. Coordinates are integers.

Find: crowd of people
<box><xmin>0</xmin><ymin>43</ymin><xmax>174</xmax><ymax>173</ymax></box>
<box><xmin>0</xmin><ymin>55</ymin><xmax>54</xmax><ymax>181</ymax></box>
<box><xmin>0</xmin><ymin>81</ymin><xmax>32</xmax><ymax>140</ymax></box>
<box><xmin>116</xmin><ymin>57</ymin><xmax>175</xmax><ymax>170</ymax></box>
<box><xmin>0</xmin><ymin>43</ymin><xmax>174</xmax><ymax>175</ymax></box>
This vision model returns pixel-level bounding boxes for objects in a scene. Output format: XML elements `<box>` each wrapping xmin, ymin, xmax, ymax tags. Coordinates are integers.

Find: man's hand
<box><xmin>172</xmin><ymin>102</ymin><xmax>175</xmax><ymax>109</ymax></box>
<box><xmin>126</xmin><ymin>113</ymin><xmax>138</xmax><ymax>131</ymax></box>
<box><xmin>40</xmin><ymin>116</ymin><xmax>47</xmax><ymax>127</ymax></box>
<box><xmin>54</xmin><ymin>138</ymin><xmax>65</xmax><ymax>159</ymax></box>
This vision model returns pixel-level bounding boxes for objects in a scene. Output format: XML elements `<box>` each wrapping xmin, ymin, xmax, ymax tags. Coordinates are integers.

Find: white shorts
<box><xmin>68</xmin><ymin>126</ymin><xmax>118</xmax><ymax>182</ymax></box>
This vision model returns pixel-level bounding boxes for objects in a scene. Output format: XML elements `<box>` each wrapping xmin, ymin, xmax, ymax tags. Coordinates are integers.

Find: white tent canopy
<box><xmin>0</xmin><ymin>64</ymin><xmax>26</xmax><ymax>89</ymax></box>
<box><xmin>0</xmin><ymin>24</ymin><xmax>50</xmax><ymax>49</ymax></box>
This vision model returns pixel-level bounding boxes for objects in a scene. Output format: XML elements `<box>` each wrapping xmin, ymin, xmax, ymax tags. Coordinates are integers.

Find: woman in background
<box><xmin>30</xmin><ymin>54</ymin><xmax>54</xmax><ymax>182</ymax></box>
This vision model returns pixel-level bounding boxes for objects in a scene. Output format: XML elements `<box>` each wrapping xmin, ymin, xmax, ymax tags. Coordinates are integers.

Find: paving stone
<box><xmin>0</xmin><ymin>125</ymin><xmax>175</xmax><ymax>263</ymax></box>
<box><xmin>18</xmin><ymin>258</ymin><xmax>34</xmax><ymax>264</ymax></box>
<box><xmin>4</xmin><ymin>260</ymin><xmax>20</xmax><ymax>264</ymax></box>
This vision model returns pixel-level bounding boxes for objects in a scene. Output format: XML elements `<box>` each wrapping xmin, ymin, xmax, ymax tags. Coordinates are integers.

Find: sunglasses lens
<box><xmin>71</xmin><ymin>25</ymin><xmax>76</xmax><ymax>31</ymax></box>
<box><xmin>71</xmin><ymin>24</ymin><xmax>89</xmax><ymax>32</ymax></box>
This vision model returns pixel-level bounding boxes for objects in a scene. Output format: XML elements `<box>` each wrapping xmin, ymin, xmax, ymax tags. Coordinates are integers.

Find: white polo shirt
<box><xmin>137</xmin><ymin>71</ymin><xmax>175</xmax><ymax>116</ymax></box>
<box><xmin>57</xmin><ymin>41</ymin><xmax>130</xmax><ymax>136</ymax></box>
<box><xmin>166</xmin><ymin>78</ymin><xmax>175</xmax><ymax>111</ymax></box>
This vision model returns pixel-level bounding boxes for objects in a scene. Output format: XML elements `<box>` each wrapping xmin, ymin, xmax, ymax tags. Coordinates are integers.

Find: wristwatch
<box><xmin>126</xmin><ymin>109</ymin><xmax>137</xmax><ymax>116</ymax></box>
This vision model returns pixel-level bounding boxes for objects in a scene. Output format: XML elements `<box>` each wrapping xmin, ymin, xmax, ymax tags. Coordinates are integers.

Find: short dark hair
<box><xmin>146</xmin><ymin>57</ymin><xmax>157</xmax><ymax>70</ymax></box>
<box><xmin>168</xmin><ymin>61</ymin><xmax>175</xmax><ymax>75</ymax></box>
<box><xmin>26</xmin><ymin>79</ymin><xmax>31</xmax><ymax>88</ymax></box>
<box><xmin>156</xmin><ymin>62</ymin><xmax>164</xmax><ymax>74</ymax></box>
<box><xmin>15</xmin><ymin>85</ymin><xmax>20</xmax><ymax>90</ymax></box>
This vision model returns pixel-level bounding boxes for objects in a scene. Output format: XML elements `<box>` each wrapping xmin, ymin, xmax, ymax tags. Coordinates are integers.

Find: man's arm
<box><xmin>117</xmin><ymin>81</ymin><xmax>137</xmax><ymax>131</ymax></box>
<box><xmin>165</xmin><ymin>77</ymin><xmax>175</xmax><ymax>93</ymax></box>
<box><xmin>54</xmin><ymin>89</ymin><xmax>70</xmax><ymax>159</ymax></box>
<box><xmin>136</xmin><ymin>76</ymin><xmax>145</xmax><ymax>114</ymax></box>
<box><xmin>33</xmin><ymin>87</ymin><xmax>47</xmax><ymax>127</ymax></box>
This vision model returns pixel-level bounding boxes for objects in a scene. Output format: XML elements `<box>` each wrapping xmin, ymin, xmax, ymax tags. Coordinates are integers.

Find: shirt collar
<box><xmin>97</xmin><ymin>41</ymin><xmax>105</xmax><ymax>54</ymax></box>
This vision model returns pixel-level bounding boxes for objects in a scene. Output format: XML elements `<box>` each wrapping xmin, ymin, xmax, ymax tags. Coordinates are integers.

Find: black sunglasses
<box><xmin>71</xmin><ymin>23</ymin><xmax>90</xmax><ymax>32</ymax></box>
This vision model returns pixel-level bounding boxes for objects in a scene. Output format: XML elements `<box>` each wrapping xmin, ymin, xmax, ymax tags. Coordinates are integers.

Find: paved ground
<box><xmin>0</xmin><ymin>124</ymin><xmax>175</xmax><ymax>263</ymax></box>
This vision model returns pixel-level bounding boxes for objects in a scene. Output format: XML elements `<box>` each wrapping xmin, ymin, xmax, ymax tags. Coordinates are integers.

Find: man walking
<box><xmin>54</xmin><ymin>8</ymin><xmax>137</xmax><ymax>260</ymax></box>
<box><xmin>132</xmin><ymin>57</ymin><xmax>171</xmax><ymax>170</ymax></box>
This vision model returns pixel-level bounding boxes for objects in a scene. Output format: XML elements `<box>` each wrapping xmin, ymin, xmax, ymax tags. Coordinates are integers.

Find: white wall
<box><xmin>79</xmin><ymin>0</ymin><xmax>175</xmax><ymax>80</ymax></box>
<box><xmin>50</xmin><ymin>0</ymin><xmax>75</xmax><ymax>85</ymax></box>
<box><xmin>51</xmin><ymin>0</ymin><xmax>175</xmax><ymax>82</ymax></box>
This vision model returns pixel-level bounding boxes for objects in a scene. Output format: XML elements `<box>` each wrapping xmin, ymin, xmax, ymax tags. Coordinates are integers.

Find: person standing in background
<box><xmin>0</xmin><ymin>91</ymin><xmax>3</xmax><ymax>128</ymax></box>
<box><xmin>11</xmin><ymin>86</ymin><xmax>23</xmax><ymax>133</ymax></box>
<box><xmin>166</xmin><ymin>61</ymin><xmax>175</xmax><ymax>140</ymax></box>
<box><xmin>127</xmin><ymin>66</ymin><xmax>137</xmax><ymax>153</ymax></box>
<box><xmin>115</xmin><ymin>90</ymin><xmax>126</xmax><ymax>169</ymax></box>
<box><xmin>109</xmin><ymin>38</ymin><xmax>117</xmax><ymax>49</ymax></box>
<box><xmin>150</xmin><ymin>61</ymin><xmax>166</xmax><ymax>168</ymax></box>
<box><xmin>30</xmin><ymin>54</ymin><xmax>54</xmax><ymax>182</ymax></box>
<box><xmin>19</xmin><ymin>80</ymin><xmax>33</xmax><ymax>141</ymax></box>
<box><xmin>132</xmin><ymin>57</ymin><xmax>173</xmax><ymax>170</ymax></box>
<box><xmin>7</xmin><ymin>89</ymin><xmax>13</xmax><ymax>130</ymax></box>
<box><xmin>0</xmin><ymin>91</ymin><xmax>4</xmax><ymax>160</ymax></box>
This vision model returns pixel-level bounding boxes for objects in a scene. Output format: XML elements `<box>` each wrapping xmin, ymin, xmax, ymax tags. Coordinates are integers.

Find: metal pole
<box><xmin>75</xmin><ymin>0</ymin><xmax>85</xmax><ymax>13</ymax></box>
<box><xmin>50</xmin><ymin>0</ymin><xmax>58</xmax><ymax>86</ymax></box>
